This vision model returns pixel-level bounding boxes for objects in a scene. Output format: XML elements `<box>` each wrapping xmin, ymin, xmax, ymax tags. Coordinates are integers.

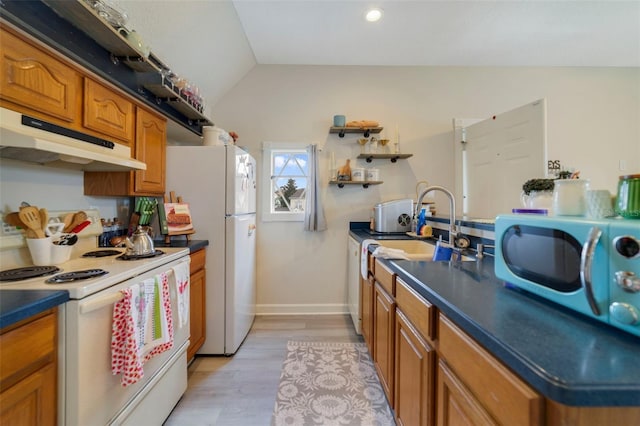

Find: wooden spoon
<box><xmin>39</xmin><ymin>208</ymin><xmax>49</xmax><ymax>236</ymax></box>
<box><xmin>62</xmin><ymin>212</ymin><xmax>74</xmax><ymax>230</ymax></box>
<box><xmin>18</xmin><ymin>206</ymin><xmax>45</xmax><ymax>238</ymax></box>
<box><xmin>64</xmin><ymin>211</ymin><xmax>87</xmax><ymax>233</ymax></box>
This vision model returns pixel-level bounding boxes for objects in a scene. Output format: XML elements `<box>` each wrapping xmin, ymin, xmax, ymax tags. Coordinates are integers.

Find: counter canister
<box><xmin>616</xmin><ymin>174</ymin><xmax>640</xmax><ymax>219</ymax></box>
<box><xmin>366</xmin><ymin>168</ymin><xmax>380</xmax><ymax>181</ymax></box>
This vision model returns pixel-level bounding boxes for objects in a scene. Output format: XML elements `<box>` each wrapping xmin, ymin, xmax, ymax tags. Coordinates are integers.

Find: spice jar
<box><xmin>615</xmin><ymin>174</ymin><xmax>640</xmax><ymax>219</ymax></box>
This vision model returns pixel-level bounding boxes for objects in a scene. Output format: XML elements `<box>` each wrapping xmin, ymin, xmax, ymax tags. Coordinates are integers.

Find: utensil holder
<box><xmin>27</xmin><ymin>237</ymin><xmax>73</xmax><ymax>265</ymax></box>
<box><xmin>26</xmin><ymin>237</ymin><xmax>53</xmax><ymax>266</ymax></box>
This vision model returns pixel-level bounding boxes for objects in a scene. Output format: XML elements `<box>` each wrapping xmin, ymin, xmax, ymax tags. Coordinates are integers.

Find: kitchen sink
<box><xmin>376</xmin><ymin>239</ymin><xmax>475</xmax><ymax>261</ymax></box>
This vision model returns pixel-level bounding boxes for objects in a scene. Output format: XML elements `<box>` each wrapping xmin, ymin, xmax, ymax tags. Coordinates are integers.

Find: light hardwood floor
<box><xmin>164</xmin><ymin>314</ymin><xmax>363</xmax><ymax>426</ymax></box>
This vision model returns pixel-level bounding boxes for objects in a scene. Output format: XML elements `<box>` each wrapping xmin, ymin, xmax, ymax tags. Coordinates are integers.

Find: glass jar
<box><xmin>552</xmin><ymin>179</ymin><xmax>589</xmax><ymax>216</ymax></box>
<box><xmin>615</xmin><ymin>174</ymin><xmax>640</xmax><ymax>219</ymax></box>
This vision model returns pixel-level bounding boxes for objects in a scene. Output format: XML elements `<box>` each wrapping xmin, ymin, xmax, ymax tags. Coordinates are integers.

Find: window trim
<box><xmin>262</xmin><ymin>141</ymin><xmax>308</xmax><ymax>222</ymax></box>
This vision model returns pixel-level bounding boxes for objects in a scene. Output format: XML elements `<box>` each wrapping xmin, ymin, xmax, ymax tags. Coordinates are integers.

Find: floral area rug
<box><xmin>271</xmin><ymin>341</ymin><xmax>395</xmax><ymax>426</ymax></box>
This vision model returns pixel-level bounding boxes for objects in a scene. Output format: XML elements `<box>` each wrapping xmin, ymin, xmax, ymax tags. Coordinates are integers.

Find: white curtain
<box><xmin>304</xmin><ymin>144</ymin><xmax>327</xmax><ymax>231</ymax></box>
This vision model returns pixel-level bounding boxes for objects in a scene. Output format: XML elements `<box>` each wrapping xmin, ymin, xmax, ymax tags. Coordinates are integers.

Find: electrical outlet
<box><xmin>2</xmin><ymin>222</ymin><xmax>22</xmax><ymax>236</ymax></box>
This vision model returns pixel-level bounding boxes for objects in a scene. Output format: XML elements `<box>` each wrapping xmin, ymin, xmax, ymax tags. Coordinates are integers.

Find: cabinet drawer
<box><xmin>374</xmin><ymin>258</ymin><xmax>395</xmax><ymax>296</ymax></box>
<box><xmin>396</xmin><ymin>278</ymin><xmax>435</xmax><ymax>342</ymax></box>
<box><xmin>84</xmin><ymin>78</ymin><xmax>135</xmax><ymax>145</ymax></box>
<box><xmin>438</xmin><ymin>314</ymin><xmax>542</xmax><ymax>426</ymax></box>
<box><xmin>0</xmin><ymin>310</ymin><xmax>56</xmax><ymax>390</ymax></box>
<box><xmin>190</xmin><ymin>248</ymin><xmax>206</xmax><ymax>274</ymax></box>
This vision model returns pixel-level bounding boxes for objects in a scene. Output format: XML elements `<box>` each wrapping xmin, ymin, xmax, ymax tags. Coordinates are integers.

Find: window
<box><xmin>262</xmin><ymin>142</ymin><xmax>308</xmax><ymax>222</ymax></box>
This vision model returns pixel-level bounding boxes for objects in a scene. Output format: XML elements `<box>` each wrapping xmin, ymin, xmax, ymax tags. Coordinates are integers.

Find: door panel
<box><xmin>464</xmin><ymin>99</ymin><xmax>547</xmax><ymax>219</ymax></box>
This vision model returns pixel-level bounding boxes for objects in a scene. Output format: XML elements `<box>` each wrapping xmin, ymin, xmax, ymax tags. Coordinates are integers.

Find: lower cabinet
<box><xmin>0</xmin><ymin>309</ymin><xmax>58</xmax><ymax>426</ymax></box>
<box><xmin>394</xmin><ymin>309</ymin><xmax>435</xmax><ymax>426</ymax></box>
<box><xmin>359</xmin><ymin>253</ymin><xmax>640</xmax><ymax>426</ymax></box>
<box><xmin>187</xmin><ymin>248</ymin><xmax>206</xmax><ymax>362</ymax></box>
<box><xmin>373</xmin><ymin>281</ymin><xmax>395</xmax><ymax>406</ymax></box>
<box><xmin>437</xmin><ymin>359</ymin><xmax>498</xmax><ymax>425</ymax></box>
<box><xmin>361</xmin><ymin>273</ymin><xmax>374</xmax><ymax>354</ymax></box>
<box><xmin>438</xmin><ymin>314</ymin><xmax>543</xmax><ymax>426</ymax></box>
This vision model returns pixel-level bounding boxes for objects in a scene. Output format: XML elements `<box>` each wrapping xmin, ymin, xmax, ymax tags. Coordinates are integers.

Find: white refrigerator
<box><xmin>166</xmin><ymin>144</ymin><xmax>257</xmax><ymax>355</ymax></box>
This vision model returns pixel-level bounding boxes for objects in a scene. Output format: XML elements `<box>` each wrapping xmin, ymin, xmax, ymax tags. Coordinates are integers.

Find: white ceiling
<box><xmin>119</xmin><ymin>0</ymin><xmax>638</xmax><ymax>139</ymax></box>
<box><xmin>232</xmin><ymin>0</ymin><xmax>640</xmax><ymax>67</ymax></box>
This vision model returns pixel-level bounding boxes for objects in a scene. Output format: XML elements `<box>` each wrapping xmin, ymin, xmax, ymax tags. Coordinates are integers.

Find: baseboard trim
<box><xmin>256</xmin><ymin>303</ymin><xmax>348</xmax><ymax>316</ymax></box>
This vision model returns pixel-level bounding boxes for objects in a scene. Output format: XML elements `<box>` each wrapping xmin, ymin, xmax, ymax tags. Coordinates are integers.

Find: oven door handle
<box><xmin>580</xmin><ymin>226</ymin><xmax>602</xmax><ymax>316</ymax></box>
<box><xmin>78</xmin><ymin>265</ymin><xmax>182</xmax><ymax>314</ymax></box>
<box><xmin>79</xmin><ymin>292</ymin><xmax>125</xmax><ymax>314</ymax></box>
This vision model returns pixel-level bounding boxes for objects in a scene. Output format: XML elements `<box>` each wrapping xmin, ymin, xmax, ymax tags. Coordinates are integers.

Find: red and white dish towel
<box><xmin>172</xmin><ymin>262</ymin><xmax>190</xmax><ymax>329</ymax></box>
<box><xmin>111</xmin><ymin>272</ymin><xmax>174</xmax><ymax>387</ymax></box>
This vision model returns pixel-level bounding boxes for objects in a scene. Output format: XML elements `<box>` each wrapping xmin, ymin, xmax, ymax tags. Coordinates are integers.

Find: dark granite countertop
<box><xmin>153</xmin><ymin>239</ymin><xmax>209</xmax><ymax>253</ymax></box>
<box><xmin>350</xmin><ymin>228</ymin><xmax>640</xmax><ymax>407</ymax></box>
<box><xmin>0</xmin><ymin>290</ymin><xmax>69</xmax><ymax>329</ymax></box>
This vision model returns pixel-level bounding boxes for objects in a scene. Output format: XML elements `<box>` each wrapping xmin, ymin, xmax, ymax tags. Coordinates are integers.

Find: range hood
<box><xmin>0</xmin><ymin>107</ymin><xmax>146</xmax><ymax>171</ymax></box>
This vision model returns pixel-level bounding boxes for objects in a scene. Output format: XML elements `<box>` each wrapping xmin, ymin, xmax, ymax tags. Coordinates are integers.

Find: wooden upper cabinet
<box><xmin>134</xmin><ymin>107</ymin><xmax>166</xmax><ymax>194</ymax></box>
<box><xmin>84</xmin><ymin>78</ymin><xmax>134</xmax><ymax>146</ymax></box>
<box><xmin>84</xmin><ymin>107</ymin><xmax>166</xmax><ymax>196</ymax></box>
<box><xmin>0</xmin><ymin>28</ymin><xmax>79</xmax><ymax>123</ymax></box>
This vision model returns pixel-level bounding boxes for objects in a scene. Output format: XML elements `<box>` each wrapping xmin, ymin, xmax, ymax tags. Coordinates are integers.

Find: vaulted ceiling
<box><xmin>120</xmin><ymin>0</ymin><xmax>639</xmax><ymax>122</ymax></box>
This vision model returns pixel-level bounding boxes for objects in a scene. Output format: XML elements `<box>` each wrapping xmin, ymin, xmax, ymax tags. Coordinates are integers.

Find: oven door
<box><xmin>60</xmin><ymin>256</ymin><xmax>190</xmax><ymax>426</ymax></box>
<box><xmin>495</xmin><ymin>215</ymin><xmax>610</xmax><ymax>319</ymax></box>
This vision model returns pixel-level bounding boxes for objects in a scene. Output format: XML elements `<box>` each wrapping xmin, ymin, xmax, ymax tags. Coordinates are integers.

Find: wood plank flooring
<box><xmin>164</xmin><ymin>314</ymin><xmax>363</xmax><ymax>425</ymax></box>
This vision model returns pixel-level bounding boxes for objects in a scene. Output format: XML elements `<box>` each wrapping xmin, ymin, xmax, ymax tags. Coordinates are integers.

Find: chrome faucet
<box><xmin>415</xmin><ymin>185</ymin><xmax>457</xmax><ymax>246</ymax></box>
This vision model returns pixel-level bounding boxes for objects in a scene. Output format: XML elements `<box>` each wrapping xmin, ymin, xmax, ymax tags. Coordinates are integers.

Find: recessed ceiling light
<box><xmin>365</xmin><ymin>8</ymin><xmax>383</xmax><ymax>22</ymax></box>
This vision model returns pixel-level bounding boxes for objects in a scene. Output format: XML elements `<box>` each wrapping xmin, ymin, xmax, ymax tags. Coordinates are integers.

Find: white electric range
<box><xmin>0</xmin><ymin>212</ymin><xmax>191</xmax><ymax>426</ymax></box>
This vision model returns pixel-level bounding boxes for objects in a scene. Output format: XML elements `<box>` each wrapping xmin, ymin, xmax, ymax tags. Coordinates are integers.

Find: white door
<box><xmin>226</xmin><ymin>146</ymin><xmax>257</xmax><ymax>215</ymax></box>
<box><xmin>463</xmin><ymin>99</ymin><xmax>547</xmax><ymax>219</ymax></box>
<box><xmin>225</xmin><ymin>214</ymin><xmax>257</xmax><ymax>354</ymax></box>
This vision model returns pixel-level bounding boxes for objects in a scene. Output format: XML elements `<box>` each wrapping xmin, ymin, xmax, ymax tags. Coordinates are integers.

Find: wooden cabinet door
<box><xmin>187</xmin><ymin>248</ymin><xmax>207</xmax><ymax>362</ymax></box>
<box><xmin>373</xmin><ymin>282</ymin><xmax>395</xmax><ymax>406</ymax></box>
<box><xmin>0</xmin><ymin>28</ymin><xmax>79</xmax><ymax>123</ymax></box>
<box><xmin>361</xmin><ymin>274</ymin><xmax>374</xmax><ymax>354</ymax></box>
<box><xmin>84</xmin><ymin>78</ymin><xmax>134</xmax><ymax>145</ymax></box>
<box><xmin>394</xmin><ymin>309</ymin><xmax>435</xmax><ymax>426</ymax></box>
<box><xmin>0</xmin><ymin>364</ymin><xmax>56</xmax><ymax>426</ymax></box>
<box><xmin>188</xmin><ymin>268</ymin><xmax>206</xmax><ymax>361</ymax></box>
<box><xmin>134</xmin><ymin>107</ymin><xmax>166</xmax><ymax>195</ymax></box>
<box><xmin>437</xmin><ymin>360</ymin><xmax>497</xmax><ymax>426</ymax></box>
<box><xmin>0</xmin><ymin>309</ymin><xmax>57</xmax><ymax>426</ymax></box>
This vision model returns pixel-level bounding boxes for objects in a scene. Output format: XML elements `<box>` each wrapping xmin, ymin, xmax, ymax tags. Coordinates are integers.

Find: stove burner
<box><xmin>0</xmin><ymin>266</ymin><xmax>61</xmax><ymax>282</ymax></box>
<box><xmin>116</xmin><ymin>250</ymin><xmax>164</xmax><ymax>261</ymax></box>
<box><xmin>83</xmin><ymin>250</ymin><xmax>122</xmax><ymax>258</ymax></box>
<box><xmin>45</xmin><ymin>269</ymin><xmax>108</xmax><ymax>284</ymax></box>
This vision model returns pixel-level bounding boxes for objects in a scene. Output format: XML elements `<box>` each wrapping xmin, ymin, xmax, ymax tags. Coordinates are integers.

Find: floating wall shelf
<box><xmin>329</xmin><ymin>180</ymin><xmax>383</xmax><ymax>189</ymax></box>
<box><xmin>41</xmin><ymin>0</ymin><xmax>212</xmax><ymax>126</ymax></box>
<box><xmin>330</xmin><ymin>126</ymin><xmax>383</xmax><ymax>138</ymax></box>
<box><xmin>357</xmin><ymin>153</ymin><xmax>413</xmax><ymax>163</ymax></box>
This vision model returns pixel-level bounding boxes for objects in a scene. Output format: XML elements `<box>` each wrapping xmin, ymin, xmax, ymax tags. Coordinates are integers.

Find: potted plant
<box><xmin>521</xmin><ymin>178</ymin><xmax>555</xmax><ymax>209</ymax></box>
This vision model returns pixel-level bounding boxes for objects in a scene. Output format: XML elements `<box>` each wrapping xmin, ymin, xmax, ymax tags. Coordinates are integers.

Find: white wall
<box><xmin>209</xmin><ymin>65</ymin><xmax>639</xmax><ymax>315</ymax></box>
<box><xmin>0</xmin><ymin>159</ymin><xmax>124</xmax><ymax>219</ymax></box>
